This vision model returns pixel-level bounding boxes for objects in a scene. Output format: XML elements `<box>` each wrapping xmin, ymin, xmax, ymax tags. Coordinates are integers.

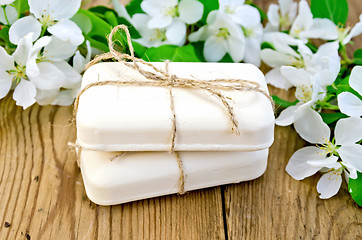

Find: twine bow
<box><xmin>72</xmin><ymin>25</ymin><xmax>274</xmax><ymax>195</ymax></box>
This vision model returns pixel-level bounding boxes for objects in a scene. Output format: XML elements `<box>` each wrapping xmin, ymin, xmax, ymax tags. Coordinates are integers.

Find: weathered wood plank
<box><xmin>0</xmin><ymin>95</ymin><xmax>226</xmax><ymax>240</ymax></box>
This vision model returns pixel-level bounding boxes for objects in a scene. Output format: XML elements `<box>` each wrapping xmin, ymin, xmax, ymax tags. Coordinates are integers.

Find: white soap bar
<box><xmin>80</xmin><ymin>149</ymin><xmax>268</xmax><ymax>205</ymax></box>
<box><xmin>77</xmin><ymin>62</ymin><xmax>274</xmax><ymax>151</ymax></box>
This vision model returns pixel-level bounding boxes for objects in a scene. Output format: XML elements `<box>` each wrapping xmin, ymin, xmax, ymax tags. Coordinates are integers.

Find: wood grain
<box><xmin>0</xmin><ymin>0</ymin><xmax>361</xmax><ymax>239</ymax></box>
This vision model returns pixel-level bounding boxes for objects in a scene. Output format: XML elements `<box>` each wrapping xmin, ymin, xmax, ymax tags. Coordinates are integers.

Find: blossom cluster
<box><xmin>260</xmin><ymin>0</ymin><xmax>362</xmax><ymax>201</ymax></box>
<box><xmin>0</xmin><ymin>0</ymin><xmax>90</xmax><ymax>109</ymax></box>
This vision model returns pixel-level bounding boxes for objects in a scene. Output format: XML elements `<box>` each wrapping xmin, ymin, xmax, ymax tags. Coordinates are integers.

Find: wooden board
<box><xmin>0</xmin><ymin>0</ymin><xmax>361</xmax><ymax>239</ymax></box>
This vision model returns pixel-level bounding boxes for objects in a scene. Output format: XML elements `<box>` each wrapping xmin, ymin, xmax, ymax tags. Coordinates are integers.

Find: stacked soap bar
<box><xmin>76</xmin><ymin>62</ymin><xmax>275</xmax><ymax>205</ymax></box>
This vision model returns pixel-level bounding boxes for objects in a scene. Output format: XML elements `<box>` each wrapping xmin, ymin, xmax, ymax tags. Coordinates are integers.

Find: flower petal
<box><xmin>0</xmin><ymin>46</ymin><xmax>15</xmax><ymax>71</ymax></box>
<box><xmin>266</xmin><ymin>4</ymin><xmax>279</xmax><ymax>27</ymax></box>
<box><xmin>286</xmin><ymin>146</ymin><xmax>326</xmax><ymax>180</ymax></box>
<box><xmin>29</xmin><ymin>0</ymin><xmax>81</xmax><ymax>20</ymax></box>
<box><xmin>47</xmin><ymin>19</ymin><xmax>84</xmax><ymax>46</ymax></box>
<box><xmin>317</xmin><ymin>170</ymin><xmax>342</xmax><ymax>199</ymax></box>
<box><xmin>179</xmin><ymin>0</ymin><xmax>203</xmax><ymax>24</ymax></box>
<box><xmin>28</xmin><ymin>62</ymin><xmax>65</xmax><ymax>90</ymax></box>
<box><xmin>300</xmin><ymin>18</ymin><xmax>338</xmax><ymax>40</ymax></box>
<box><xmin>165</xmin><ymin>20</ymin><xmax>186</xmax><ymax>46</ymax></box>
<box><xmin>349</xmin><ymin>66</ymin><xmax>362</xmax><ymax>96</ymax></box>
<box><xmin>280</xmin><ymin>66</ymin><xmax>311</xmax><ymax>87</ymax></box>
<box><xmin>343</xmin><ymin>14</ymin><xmax>362</xmax><ymax>44</ymax></box>
<box><xmin>52</xmin><ymin>61</ymin><xmax>81</xmax><ymax>88</ymax></box>
<box><xmin>12</xmin><ymin>33</ymin><xmax>33</xmax><ymax>66</ymax></box>
<box><xmin>261</xmin><ymin>49</ymin><xmax>295</xmax><ymax>67</ymax></box>
<box><xmin>290</xmin><ymin>0</ymin><xmax>313</xmax><ymax>38</ymax></box>
<box><xmin>265</xmin><ymin>67</ymin><xmax>293</xmax><ymax>89</ymax></box>
<box><xmin>0</xmin><ymin>0</ymin><xmax>15</xmax><ymax>4</ymax></box>
<box><xmin>275</xmin><ymin>105</ymin><xmax>300</xmax><ymax>126</ymax></box>
<box><xmin>0</xmin><ymin>71</ymin><xmax>12</xmax><ymax>98</ymax></box>
<box><xmin>43</xmin><ymin>36</ymin><xmax>78</xmax><ymax>61</ymax></box>
<box><xmin>52</xmin><ymin>88</ymin><xmax>78</xmax><ymax>106</ymax></box>
<box><xmin>337</xmin><ymin>92</ymin><xmax>362</xmax><ymax>117</ymax></box>
<box><xmin>35</xmin><ymin>88</ymin><xmax>59</xmax><ymax>105</ymax></box>
<box><xmin>9</xmin><ymin>16</ymin><xmax>41</xmax><ymax>45</ymax></box>
<box><xmin>338</xmin><ymin>144</ymin><xmax>362</xmax><ymax>172</ymax></box>
<box><xmin>233</xmin><ymin>5</ymin><xmax>260</xmax><ymax>26</ymax></box>
<box><xmin>203</xmin><ymin>36</ymin><xmax>227</xmax><ymax>62</ymax></box>
<box><xmin>13</xmin><ymin>80</ymin><xmax>36</xmax><ymax>109</ymax></box>
<box><xmin>188</xmin><ymin>25</ymin><xmax>208</xmax><ymax>42</ymax></box>
<box><xmin>147</xmin><ymin>16</ymin><xmax>173</xmax><ymax>29</ymax></box>
<box><xmin>294</xmin><ymin>107</ymin><xmax>331</xmax><ymax>144</ymax></box>
<box><xmin>334</xmin><ymin>117</ymin><xmax>362</xmax><ymax>145</ymax></box>
<box><xmin>307</xmin><ymin>155</ymin><xmax>338</xmax><ymax>168</ymax></box>
<box><xmin>226</xmin><ymin>35</ymin><xmax>245</xmax><ymax>63</ymax></box>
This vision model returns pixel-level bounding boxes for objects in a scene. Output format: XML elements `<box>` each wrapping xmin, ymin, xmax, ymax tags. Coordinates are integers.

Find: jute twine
<box><xmin>70</xmin><ymin>24</ymin><xmax>274</xmax><ymax>195</ymax></box>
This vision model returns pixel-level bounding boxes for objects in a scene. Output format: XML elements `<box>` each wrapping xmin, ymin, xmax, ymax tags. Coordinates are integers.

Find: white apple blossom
<box><xmin>189</xmin><ymin>11</ymin><xmax>245</xmax><ymax>62</ymax></box>
<box><xmin>286</xmin><ymin>109</ymin><xmax>362</xmax><ymax>199</ymax></box>
<box><xmin>275</xmin><ymin>67</ymin><xmax>325</xmax><ymax>126</ymax></box>
<box><xmin>140</xmin><ymin>0</ymin><xmax>203</xmax><ymax>46</ymax></box>
<box><xmin>132</xmin><ymin>13</ymin><xmax>183</xmax><ymax>47</ymax></box>
<box><xmin>0</xmin><ymin>34</ymin><xmax>38</xmax><ymax>109</ymax></box>
<box><xmin>265</xmin><ymin>0</ymin><xmax>297</xmax><ymax>32</ymax></box>
<box><xmin>290</xmin><ymin>0</ymin><xmax>338</xmax><ymax>43</ymax></box>
<box><xmin>339</xmin><ymin>14</ymin><xmax>362</xmax><ymax>45</ymax></box>
<box><xmin>216</xmin><ymin>0</ymin><xmax>263</xmax><ymax>66</ymax></box>
<box><xmin>9</xmin><ymin>0</ymin><xmax>83</xmax><ymax>46</ymax></box>
<box><xmin>338</xmin><ymin>66</ymin><xmax>362</xmax><ymax>117</ymax></box>
<box><xmin>262</xmin><ymin>35</ymin><xmax>340</xmax><ymax>90</ymax></box>
<box><xmin>35</xmin><ymin>40</ymin><xmax>91</xmax><ymax>106</ymax></box>
<box><xmin>0</xmin><ymin>4</ymin><xmax>17</xmax><ymax>25</ymax></box>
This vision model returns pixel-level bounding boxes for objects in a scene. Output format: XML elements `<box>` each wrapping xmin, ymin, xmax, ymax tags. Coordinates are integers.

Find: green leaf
<box><xmin>191</xmin><ymin>42</ymin><xmax>206</xmax><ymax>62</ymax></box>
<box><xmin>78</xmin><ymin>9</ymin><xmax>112</xmax><ymax>39</ymax></box>
<box><xmin>198</xmin><ymin>0</ymin><xmax>218</xmax><ymax>24</ymax></box>
<box><xmin>272</xmin><ymin>95</ymin><xmax>299</xmax><ymax>108</ymax></box>
<box><xmin>132</xmin><ymin>41</ymin><xmax>147</xmax><ymax>58</ymax></box>
<box><xmin>311</xmin><ymin>0</ymin><xmax>348</xmax><ymax>25</ymax></box>
<box><xmin>89</xmin><ymin>6</ymin><xmax>115</xmax><ymax>15</ymax></box>
<box><xmin>348</xmin><ymin>171</ymin><xmax>362</xmax><ymax>206</ymax></box>
<box><xmin>71</xmin><ymin>12</ymin><xmax>92</xmax><ymax>34</ymax></box>
<box><xmin>126</xmin><ymin>0</ymin><xmax>144</xmax><ymax>16</ymax></box>
<box><xmin>104</xmin><ymin>11</ymin><xmax>119</xmax><ymax>27</ymax></box>
<box><xmin>218</xmin><ymin>53</ymin><xmax>233</xmax><ymax>63</ymax></box>
<box><xmin>12</xmin><ymin>0</ymin><xmax>29</xmax><ymax>17</ymax></box>
<box><xmin>261</xmin><ymin>42</ymin><xmax>275</xmax><ymax>50</ymax></box>
<box><xmin>0</xmin><ymin>26</ymin><xmax>10</xmax><ymax>46</ymax></box>
<box><xmin>142</xmin><ymin>45</ymin><xmax>201</xmax><ymax>62</ymax></box>
<box><xmin>320</xmin><ymin>112</ymin><xmax>348</xmax><ymax>124</ymax></box>
<box><xmin>353</xmin><ymin>48</ymin><xmax>362</xmax><ymax>65</ymax></box>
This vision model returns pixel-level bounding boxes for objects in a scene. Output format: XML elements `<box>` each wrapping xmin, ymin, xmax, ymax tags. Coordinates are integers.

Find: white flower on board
<box><xmin>189</xmin><ymin>11</ymin><xmax>245</xmax><ymax>62</ymax></box>
<box><xmin>132</xmin><ymin>13</ymin><xmax>182</xmax><ymax>47</ymax></box>
<box><xmin>289</xmin><ymin>0</ymin><xmax>338</xmax><ymax>42</ymax></box>
<box><xmin>338</xmin><ymin>14</ymin><xmax>362</xmax><ymax>45</ymax></box>
<box><xmin>9</xmin><ymin>0</ymin><xmax>84</xmax><ymax>45</ymax></box>
<box><xmin>140</xmin><ymin>0</ymin><xmax>203</xmax><ymax>45</ymax></box>
<box><xmin>265</xmin><ymin>0</ymin><xmax>297</xmax><ymax>32</ymax></box>
<box><xmin>261</xmin><ymin>34</ymin><xmax>340</xmax><ymax>90</ymax></box>
<box><xmin>274</xmin><ymin>67</ymin><xmax>325</xmax><ymax>126</ymax></box>
<box><xmin>0</xmin><ymin>34</ymin><xmax>37</xmax><ymax>109</ymax></box>
<box><xmin>338</xmin><ymin>66</ymin><xmax>362</xmax><ymax>117</ymax></box>
<box><xmin>286</xmin><ymin>111</ymin><xmax>362</xmax><ymax>199</ymax></box>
